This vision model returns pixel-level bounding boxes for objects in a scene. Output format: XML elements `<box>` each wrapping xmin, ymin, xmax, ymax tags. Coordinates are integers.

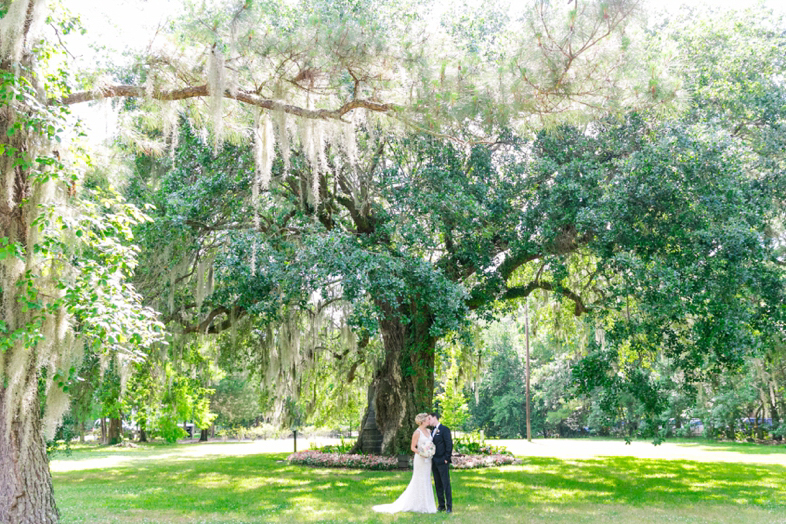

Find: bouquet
<box><xmin>417</xmin><ymin>440</ymin><xmax>436</xmax><ymax>459</ymax></box>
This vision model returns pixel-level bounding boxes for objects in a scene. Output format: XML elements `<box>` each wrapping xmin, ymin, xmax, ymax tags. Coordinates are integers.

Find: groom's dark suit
<box><xmin>431</xmin><ymin>422</ymin><xmax>453</xmax><ymax>512</ymax></box>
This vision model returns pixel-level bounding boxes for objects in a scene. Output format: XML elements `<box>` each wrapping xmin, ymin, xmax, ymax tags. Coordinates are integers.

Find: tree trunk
<box><xmin>108</xmin><ymin>417</ymin><xmax>122</xmax><ymax>445</ymax></box>
<box><xmin>725</xmin><ymin>422</ymin><xmax>735</xmax><ymax>441</ymax></box>
<box><xmin>100</xmin><ymin>417</ymin><xmax>107</xmax><ymax>445</ymax></box>
<box><xmin>353</xmin><ymin>303</ymin><xmax>436</xmax><ymax>455</ymax></box>
<box><xmin>0</xmin><ymin>1</ymin><xmax>95</xmax><ymax>519</ymax></box>
<box><xmin>139</xmin><ymin>428</ymin><xmax>148</xmax><ymax>443</ymax></box>
<box><xmin>769</xmin><ymin>384</ymin><xmax>782</xmax><ymax>441</ymax></box>
<box><xmin>200</xmin><ymin>427</ymin><xmax>209</xmax><ymax>441</ymax></box>
<box><xmin>756</xmin><ymin>404</ymin><xmax>764</xmax><ymax>440</ymax></box>
<box><xmin>0</xmin><ymin>374</ymin><xmax>59</xmax><ymax>523</ymax></box>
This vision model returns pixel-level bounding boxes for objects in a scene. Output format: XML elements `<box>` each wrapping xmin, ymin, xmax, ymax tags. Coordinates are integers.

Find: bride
<box><xmin>372</xmin><ymin>413</ymin><xmax>437</xmax><ymax>514</ymax></box>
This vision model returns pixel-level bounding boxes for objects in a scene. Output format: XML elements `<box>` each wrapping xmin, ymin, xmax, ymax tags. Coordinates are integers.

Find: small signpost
<box><xmin>525</xmin><ymin>299</ymin><xmax>532</xmax><ymax>442</ymax></box>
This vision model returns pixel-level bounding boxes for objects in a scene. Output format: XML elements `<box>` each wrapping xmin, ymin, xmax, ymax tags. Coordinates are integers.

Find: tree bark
<box><xmin>108</xmin><ymin>418</ymin><xmax>122</xmax><ymax>445</ymax></box>
<box><xmin>199</xmin><ymin>428</ymin><xmax>209</xmax><ymax>442</ymax></box>
<box><xmin>354</xmin><ymin>303</ymin><xmax>435</xmax><ymax>455</ymax></box>
<box><xmin>0</xmin><ymin>375</ymin><xmax>59</xmax><ymax>523</ymax></box>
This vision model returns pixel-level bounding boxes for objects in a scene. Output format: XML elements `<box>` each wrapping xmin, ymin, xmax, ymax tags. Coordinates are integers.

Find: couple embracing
<box><xmin>372</xmin><ymin>412</ymin><xmax>453</xmax><ymax>514</ymax></box>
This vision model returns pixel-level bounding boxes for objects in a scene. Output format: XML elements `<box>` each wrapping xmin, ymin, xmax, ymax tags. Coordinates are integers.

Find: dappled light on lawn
<box><xmin>51</xmin><ymin>441</ymin><xmax>786</xmax><ymax>523</ymax></box>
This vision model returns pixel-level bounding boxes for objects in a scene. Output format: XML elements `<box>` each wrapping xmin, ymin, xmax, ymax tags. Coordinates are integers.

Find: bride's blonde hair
<box><xmin>415</xmin><ymin>413</ymin><xmax>429</xmax><ymax>425</ymax></box>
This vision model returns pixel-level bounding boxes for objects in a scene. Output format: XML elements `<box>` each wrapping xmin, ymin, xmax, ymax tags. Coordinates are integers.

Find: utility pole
<box><xmin>525</xmin><ymin>299</ymin><xmax>532</xmax><ymax>442</ymax></box>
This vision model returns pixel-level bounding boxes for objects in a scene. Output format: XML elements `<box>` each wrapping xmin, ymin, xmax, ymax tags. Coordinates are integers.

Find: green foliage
<box><xmin>95</xmin><ymin>361</ymin><xmax>123</xmax><ymax>421</ymax></box>
<box><xmin>154</xmin><ymin>415</ymin><xmax>188</xmax><ymax>444</ymax></box>
<box><xmin>210</xmin><ymin>374</ymin><xmax>261</xmax><ymax>428</ymax></box>
<box><xmin>435</xmin><ymin>355</ymin><xmax>470</xmax><ymax>430</ymax></box>
<box><xmin>0</xmin><ymin>68</ymin><xmax>162</xmax><ymax>361</ymax></box>
<box><xmin>314</xmin><ymin>438</ymin><xmax>356</xmax><ymax>454</ymax></box>
<box><xmin>453</xmin><ymin>431</ymin><xmax>510</xmax><ymax>456</ymax></box>
<box><xmin>467</xmin><ymin>320</ymin><xmax>527</xmax><ymax>438</ymax></box>
<box><xmin>124</xmin><ymin>357</ymin><xmax>161</xmax><ymax>439</ymax></box>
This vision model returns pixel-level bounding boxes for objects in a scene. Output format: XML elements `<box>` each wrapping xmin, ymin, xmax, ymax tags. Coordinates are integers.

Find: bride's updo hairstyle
<box><xmin>415</xmin><ymin>413</ymin><xmax>429</xmax><ymax>425</ymax></box>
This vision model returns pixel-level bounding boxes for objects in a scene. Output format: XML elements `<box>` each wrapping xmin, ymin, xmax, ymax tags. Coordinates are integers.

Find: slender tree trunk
<box><xmin>756</xmin><ymin>404</ymin><xmax>764</xmax><ymax>440</ymax></box>
<box><xmin>100</xmin><ymin>417</ymin><xmax>107</xmax><ymax>445</ymax></box>
<box><xmin>0</xmin><ymin>372</ymin><xmax>59</xmax><ymax>523</ymax></box>
<box><xmin>353</xmin><ymin>303</ymin><xmax>435</xmax><ymax>455</ymax></box>
<box><xmin>767</xmin><ymin>383</ymin><xmax>783</xmax><ymax>440</ymax></box>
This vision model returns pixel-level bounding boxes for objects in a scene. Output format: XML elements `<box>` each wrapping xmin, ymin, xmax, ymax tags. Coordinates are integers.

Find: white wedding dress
<box><xmin>372</xmin><ymin>429</ymin><xmax>437</xmax><ymax>514</ymax></box>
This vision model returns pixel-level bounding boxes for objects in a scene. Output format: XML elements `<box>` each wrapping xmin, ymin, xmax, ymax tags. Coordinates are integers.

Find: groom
<box><xmin>429</xmin><ymin>412</ymin><xmax>452</xmax><ymax>513</ymax></box>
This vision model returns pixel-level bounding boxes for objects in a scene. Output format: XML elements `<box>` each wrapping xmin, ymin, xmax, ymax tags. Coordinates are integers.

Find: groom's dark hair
<box><xmin>429</xmin><ymin>412</ymin><xmax>440</xmax><ymax>420</ymax></box>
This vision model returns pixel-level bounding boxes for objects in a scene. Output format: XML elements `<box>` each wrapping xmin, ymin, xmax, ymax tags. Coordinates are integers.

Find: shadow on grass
<box><xmin>53</xmin><ymin>453</ymin><xmax>786</xmax><ymax>523</ymax></box>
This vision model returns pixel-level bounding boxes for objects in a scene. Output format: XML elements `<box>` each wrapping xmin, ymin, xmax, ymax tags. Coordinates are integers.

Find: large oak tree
<box><xmin>0</xmin><ymin>0</ymin><xmax>660</xmax><ymax>518</ymax></box>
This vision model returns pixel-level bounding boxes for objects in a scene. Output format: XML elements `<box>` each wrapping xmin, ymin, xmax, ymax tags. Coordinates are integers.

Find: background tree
<box><xmin>0</xmin><ymin>2</ymin><xmax>166</xmax><ymax>518</ymax></box>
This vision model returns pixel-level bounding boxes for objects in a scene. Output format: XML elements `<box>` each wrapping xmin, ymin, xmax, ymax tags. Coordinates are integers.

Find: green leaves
<box><xmin>0</xmin><ymin>237</ymin><xmax>24</xmax><ymax>261</ymax></box>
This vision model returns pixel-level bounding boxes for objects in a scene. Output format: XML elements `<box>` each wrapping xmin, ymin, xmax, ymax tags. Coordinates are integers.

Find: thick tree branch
<box><xmin>498</xmin><ymin>251</ymin><xmax>542</xmax><ymax>281</ymax></box>
<box><xmin>60</xmin><ymin>85</ymin><xmax>395</xmax><ymax>121</ymax></box>
<box><xmin>181</xmin><ymin>305</ymin><xmax>246</xmax><ymax>334</ymax></box>
<box><xmin>503</xmin><ymin>281</ymin><xmax>588</xmax><ymax>316</ymax></box>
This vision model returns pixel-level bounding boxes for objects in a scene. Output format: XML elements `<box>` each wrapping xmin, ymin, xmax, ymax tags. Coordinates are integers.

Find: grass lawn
<box><xmin>51</xmin><ymin>439</ymin><xmax>786</xmax><ymax>523</ymax></box>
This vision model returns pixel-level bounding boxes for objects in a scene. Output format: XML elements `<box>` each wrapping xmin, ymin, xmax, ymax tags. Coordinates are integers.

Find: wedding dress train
<box><xmin>372</xmin><ymin>429</ymin><xmax>437</xmax><ymax>514</ymax></box>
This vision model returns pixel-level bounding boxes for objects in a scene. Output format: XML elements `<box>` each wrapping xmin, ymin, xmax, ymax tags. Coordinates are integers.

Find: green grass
<box><xmin>672</xmin><ymin>439</ymin><xmax>786</xmax><ymax>455</ymax></box>
<box><xmin>51</xmin><ymin>442</ymin><xmax>786</xmax><ymax>523</ymax></box>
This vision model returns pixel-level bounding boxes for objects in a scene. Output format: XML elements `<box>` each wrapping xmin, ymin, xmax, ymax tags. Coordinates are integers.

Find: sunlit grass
<box><xmin>51</xmin><ymin>441</ymin><xmax>786</xmax><ymax>523</ymax></box>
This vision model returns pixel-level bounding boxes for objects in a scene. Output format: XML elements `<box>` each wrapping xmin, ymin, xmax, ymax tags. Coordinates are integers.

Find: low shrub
<box><xmin>311</xmin><ymin>437</ymin><xmax>356</xmax><ymax>453</ymax></box>
<box><xmin>155</xmin><ymin>417</ymin><xmax>187</xmax><ymax>444</ymax></box>
<box><xmin>454</xmin><ymin>431</ymin><xmax>512</xmax><ymax>456</ymax></box>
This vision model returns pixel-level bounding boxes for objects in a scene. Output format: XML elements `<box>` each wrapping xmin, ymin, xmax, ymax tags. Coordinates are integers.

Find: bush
<box><xmin>312</xmin><ymin>438</ymin><xmax>356</xmax><ymax>454</ymax></box>
<box><xmin>454</xmin><ymin>431</ymin><xmax>511</xmax><ymax>456</ymax></box>
<box><xmin>155</xmin><ymin>417</ymin><xmax>187</xmax><ymax>443</ymax></box>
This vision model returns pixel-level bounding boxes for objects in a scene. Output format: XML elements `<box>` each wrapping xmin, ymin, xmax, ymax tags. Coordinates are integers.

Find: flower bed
<box><xmin>451</xmin><ymin>453</ymin><xmax>516</xmax><ymax>469</ymax></box>
<box><xmin>287</xmin><ymin>450</ymin><xmax>516</xmax><ymax>470</ymax></box>
<box><xmin>287</xmin><ymin>450</ymin><xmax>398</xmax><ymax>470</ymax></box>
